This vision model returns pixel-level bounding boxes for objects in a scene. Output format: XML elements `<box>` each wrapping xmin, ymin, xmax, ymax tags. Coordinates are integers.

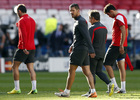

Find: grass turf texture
<box><xmin>0</xmin><ymin>70</ymin><xmax>140</xmax><ymax>100</ymax></box>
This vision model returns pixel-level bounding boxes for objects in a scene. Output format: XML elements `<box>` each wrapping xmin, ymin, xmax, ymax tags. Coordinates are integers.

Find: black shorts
<box><xmin>103</xmin><ymin>45</ymin><xmax>127</xmax><ymax>66</ymax></box>
<box><xmin>13</xmin><ymin>49</ymin><xmax>35</xmax><ymax>64</ymax></box>
<box><xmin>70</xmin><ymin>48</ymin><xmax>89</xmax><ymax>66</ymax></box>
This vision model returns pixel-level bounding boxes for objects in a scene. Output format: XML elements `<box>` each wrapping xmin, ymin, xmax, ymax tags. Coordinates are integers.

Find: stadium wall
<box><xmin>0</xmin><ymin>57</ymin><xmax>82</xmax><ymax>73</ymax></box>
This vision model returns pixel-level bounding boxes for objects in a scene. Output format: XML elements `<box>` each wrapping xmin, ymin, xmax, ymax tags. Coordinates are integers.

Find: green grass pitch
<box><xmin>0</xmin><ymin>70</ymin><xmax>140</xmax><ymax>100</ymax></box>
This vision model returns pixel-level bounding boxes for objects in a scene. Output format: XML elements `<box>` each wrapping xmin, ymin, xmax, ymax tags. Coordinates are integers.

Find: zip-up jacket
<box><xmin>89</xmin><ymin>22</ymin><xmax>107</xmax><ymax>58</ymax></box>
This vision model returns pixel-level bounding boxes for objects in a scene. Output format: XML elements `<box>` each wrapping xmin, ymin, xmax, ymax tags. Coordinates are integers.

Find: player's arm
<box><xmin>78</xmin><ymin>20</ymin><xmax>95</xmax><ymax>57</ymax></box>
<box><xmin>68</xmin><ymin>43</ymin><xmax>74</xmax><ymax>53</ymax></box>
<box><xmin>19</xmin><ymin>20</ymin><xmax>29</xmax><ymax>54</ymax></box>
<box><xmin>120</xmin><ymin>25</ymin><xmax>126</xmax><ymax>54</ymax></box>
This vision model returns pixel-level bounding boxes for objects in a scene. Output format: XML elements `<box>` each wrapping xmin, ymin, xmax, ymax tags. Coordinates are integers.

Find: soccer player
<box><xmin>103</xmin><ymin>3</ymin><xmax>128</xmax><ymax>93</ymax></box>
<box><xmin>7</xmin><ymin>4</ymin><xmax>37</xmax><ymax>94</ymax></box>
<box><xmin>55</xmin><ymin>3</ymin><xmax>97</xmax><ymax>98</ymax></box>
<box><xmin>82</xmin><ymin>10</ymin><xmax>114</xmax><ymax>97</ymax></box>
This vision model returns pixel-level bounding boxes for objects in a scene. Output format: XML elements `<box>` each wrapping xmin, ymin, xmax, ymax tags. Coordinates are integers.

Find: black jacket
<box><xmin>71</xmin><ymin>15</ymin><xmax>94</xmax><ymax>53</ymax></box>
<box><xmin>89</xmin><ymin>22</ymin><xmax>107</xmax><ymax>58</ymax></box>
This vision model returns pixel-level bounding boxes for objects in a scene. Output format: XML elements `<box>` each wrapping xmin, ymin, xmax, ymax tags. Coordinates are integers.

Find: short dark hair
<box><xmin>17</xmin><ymin>4</ymin><xmax>27</xmax><ymax>13</ymax></box>
<box><xmin>103</xmin><ymin>3</ymin><xmax>116</xmax><ymax>14</ymax></box>
<box><xmin>69</xmin><ymin>3</ymin><xmax>80</xmax><ymax>10</ymax></box>
<box><xmin>88</xmin><ymin>10</ymin><xmax>100</xmax><ymax>21</ymax></box>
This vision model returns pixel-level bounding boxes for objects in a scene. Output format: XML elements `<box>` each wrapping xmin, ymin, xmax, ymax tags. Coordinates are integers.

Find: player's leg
<box><xmin>7</xmin><ymin>61</ymin><xmax>21</xmax><ymax>94</ymax></box>
<box><xmin>116</xmin><ymin>59</ymin><xmax>126</xmax><ymax>93</ymax></box>
<box><xmin>81</xmin><ymin>57</ymin><xmax>97</xmax><ymax>97</ymax></box>
<box><xmin>55</xmin><ymin>64</ymin><xmax>78</xmax><ymax>97</ymax></box>
<box><xmin>81</xmin><ymin>65</ymin><xmax>97</xmax><ymax>98</ymax></box>
<box><xmin>104</xmin><ymin>45</ymin><xmax>120</xmax><ymax>92</ymax></box>
<box><xmin>116</xmin><ymin>47</ymin><xmax>127</xmax><ymax>93</ymax></box>
<box><xmin>90</xmin><ymin>57</ymin><xmax>97</xmax><ymax>84</ymax></box>
<box><xmin>65</xmin><ymin>65</ymin><xmax>78</xmax><ymax>90</ymax></box>
<box><xmin>25</xmin><ymin>50</ymin><xmax>37</xmax><ymax>94</ymax></box>
<box><xmin>96</xmin><ymin>58</ymin><xmax>111</xmax><ymax>84</ymax></box>
<box><xmin>26</xmin><ymin>63</ymin><xmax>37</xmax><ymax>94</ymax></box>
<box><xmin>96</xmin><ymin>58</ymin><xmax>114</xmax><ymax>96</ymax></box>
<box><xmin>7</xmin><ymin>49</ymin><xmax>26</xmax><ymax>94</ymax></box>
<box><xmin>82</xmin><ymin>65</ymin><xmax>95</xmax><ymax>89</ymax></box>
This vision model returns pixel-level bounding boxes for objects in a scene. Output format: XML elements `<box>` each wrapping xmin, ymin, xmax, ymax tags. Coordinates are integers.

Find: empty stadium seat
<box><xmin>47</xmin><ymin>9</ymin><xmax>59</xmax><ymax>19</ymax></box>
<box><xmin>0</xmin><ymin>9</ymin><xmax>6</xmax><ymax>15</ymax></box>
<box><xmin>0</xmin><ymin>15</ymin><xmax>10</xmax><ymax>25</ymax></box>
<box><xmin>27</xmin><ymin>9</ymin><xmax>35</xmax><ymax>15</ymax></box>
<box><xmin>36</xmin><ymin>9</ymin><xmax>47</xmax><ymax>14</ymax></box>
<box><xmin>117</xmin><ymin>5</ymin><xmax>130</xmax><ymax>10</ymax></box>
<box><xmin>117</xmin><ymin>9</ymin><xmax>128</xmax><ymax>15</ymax></box>
<box><xmin>93</xmin><ymin>5</ymin><xmax>104</xmax><ymax>10</ymax></box>
<box><xmin>6</xmin><ymin>9</ymin><xmax>13</xmax><ymax>15</ymax></box>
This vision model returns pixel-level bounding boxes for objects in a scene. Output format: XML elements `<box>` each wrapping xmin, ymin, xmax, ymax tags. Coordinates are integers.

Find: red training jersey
<box><xmin>17</xmin><ymin>14</ymin><xmax>36</xmax><ymax>50</ymax></box>
<box><xmin>111</xmin><ymin>13</ymin><xmax>128</xmax><ymax>47</ymax></box>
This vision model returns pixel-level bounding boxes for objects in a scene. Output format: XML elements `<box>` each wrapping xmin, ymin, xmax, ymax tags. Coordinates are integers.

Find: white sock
<box><xmin>107</xmin><ymin>84</ymin><xmax>109</xmax><ymax>89</ymax></box>
<box><xmin>121</xmin><ymin>81</ymin><xmax>126</xmax><ymax>91</ymax></box>
<box><xmin>91</xmin><ymin>89</ymin><xmax>96</xmax><ymax>93</ymax></box>
<box><xmin>14</xmin><ymin>80</ymin><xmax>20</xmax><ymax>90</ymax></box>
<box><xmin>31</xmin><ymin>80</ymin><xmax>36</xmax><ymax>90</ymax></box>
<box><xmin>64</xmin><ymin>89</ymin><xmax>70</xmax><ymax>94</ymax></box>
<box><xmin>110</xmin><ymin>77</ymin><xmax>118</xmax><ymax>88</ymax></box>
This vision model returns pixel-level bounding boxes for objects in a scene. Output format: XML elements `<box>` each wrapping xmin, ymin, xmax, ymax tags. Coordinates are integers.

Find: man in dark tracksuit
<box><xmin>82</xmin><ymin>10</ymin><xmax>114</xmax><ymax>97</ymax></box>
<box><xmin>55</xmin><ymin>4</ymin><xmax>97</xmax><ymax>98</ymax></box>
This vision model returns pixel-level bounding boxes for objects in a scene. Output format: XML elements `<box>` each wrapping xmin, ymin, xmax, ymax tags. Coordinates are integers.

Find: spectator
<box><xmin>63</xmin><ymin>24</ymin><xmax>73</xmax><ymax>56</ymax></box>
<box><xmin>49</xmin><ymin>24</ymin><xmax>65</xmax><ymax>57</ymax></box>
<box><xmin>34</xmin><ymin>24</ymin><xmax>46</xmax><ymax>58</ymax></box>
<box><xmin>0</xmin><ymin>28</ymin><xmax>6</xmax><ymax>57</ymax></box>
<box><xmin>45</xmin><ymin>15</ymin><xmax>57</xmax><ymax>39</ymax></box>
<box><xmin>127</xmin><ymin>24</ymin><xmax>134</xmax><ymax>57</ymax></box>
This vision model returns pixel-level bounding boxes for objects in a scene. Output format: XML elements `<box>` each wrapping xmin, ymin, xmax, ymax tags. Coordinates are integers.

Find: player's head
<box><xmin>88</xmin><ymin>10</ymin><xmax>100</xmax><ymax>24</ymax></box>
<box><xmin>103</xmin><ymin>3</ymin><xmax>117</xmax><ymax>18</ymax></box>
<box><xmin>15</xmin><ymin>4</ymin><xmax>27</xmax><ymax>18</ymax></box>
<box><xmin>69</xmin><ymin>3</ymin><xmax>80</xmax><ymax>19</ymax></box>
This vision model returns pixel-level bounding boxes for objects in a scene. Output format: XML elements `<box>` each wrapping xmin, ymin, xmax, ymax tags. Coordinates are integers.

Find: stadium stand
<box><xmin>0</xmin><ymin>0</ymin><xmax>140</xmax><ymax>35</ymax></box>
<box><xmin>0</xmin><ymin>0</ymin><xmax>140</xmax><ymax>58</ymax></box>
<box><xmin>0</xmin><ymin>0</ymin><xmax>140</xmax><ymax>33</ymax></box>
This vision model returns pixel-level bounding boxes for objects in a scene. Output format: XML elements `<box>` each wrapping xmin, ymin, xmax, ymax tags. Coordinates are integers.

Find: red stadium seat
<box><xmin>52</xmin><ymin>4</ymin><xmax>62</xmax><ymax>10</ymax></box>
<box><xmin>93</xmin><ymin>5</ymin><xmax>104</xmax><ymax>10</ymax></box>
<box><xmin>30</xmin><ymin>5</ymin><xmax>41</xmax><ymax>9</ymax></box>
<box><xmin>133</xmin><ymin>0</ymin><xmax>140</xmax><ymax>5</ymax></box>
<box><xmin>107</xmin><ymin>0</ymin><xmax>119</xmax><ymax>8</ymax></box>
<box><xmin>0</xmin><ymin>0</ymin><xmax>8</xmax><ymax>5</ymax></box>
<box><xmin>118</xmin><ymin>5</ymin><xmax>130</xmax><ymax>10</ymax></box>
<box><xmin>41</xmin><ymin>0</ymin><xmax>51</xmax><ymax>5</ymax></box>
<box><xmin>82</xmin><ymin>0</ymin><xmax>93</xmax><ymax>5</ymax></box>
<box><xmin>93</xmin><ymin>0</ymin><xmax>106</xmax><ymax>5</ymax></box>
<box><xmin>9</xmin><ymin>0</ymin><xmax>20</xmax><ymax>5</ymax></box>
<box><xmin>72</xmin><ymin>0</ymin><xmax>83</xmax><ymax>5</ymax></box>
<box><xmin>130</xmin><ymin>5</ymin><xmax>140</xmax><ymax>11</ymax></box>
<box><xmin>61</xmin><ymin>0</ymin><xmax>72</xmax><ymax>6</ymax></box>
<box><xmin>80</xmin><ymin>4</ymin><xmax>94</xmax><ymax>10</ymax></box>
<box><xmin>119</xmin><ymin>0</ymin><xmax>133</xmax><ymax>6</ymax></box>
<box><xmin>41</xmin><ymin>5</ymin><xmax>52</xmax><ymax>9</ymax></box>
